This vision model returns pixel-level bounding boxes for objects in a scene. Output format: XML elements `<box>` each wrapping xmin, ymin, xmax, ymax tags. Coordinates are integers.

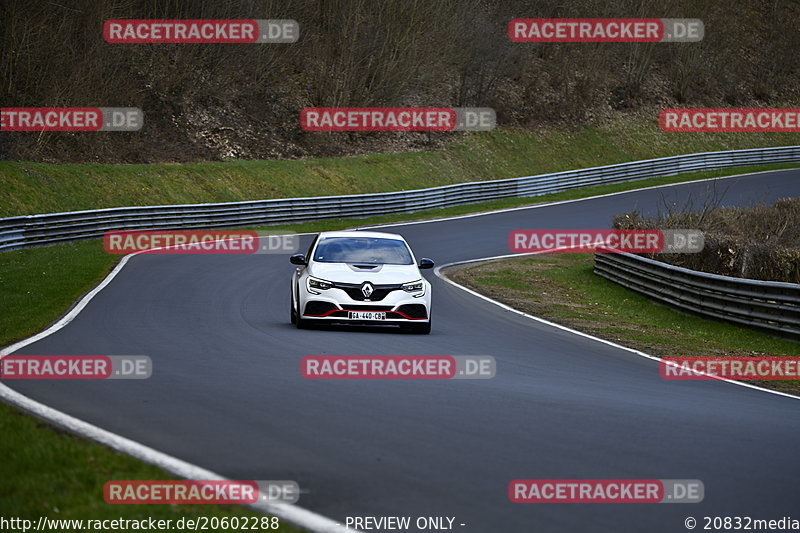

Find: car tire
<box><xmin>407</xmin><ymin>318</ymin><xmax>431</xmax><ymax>335</ymax></box>
<box><xmin>295</xmin><ymin>303</ymin><xmax>309</xmax><ymax>329</ymax></box>
<box><xmin>292</xmin><ymin>285</ymin><xmax>311</xmax><ymax>329</ymax></box>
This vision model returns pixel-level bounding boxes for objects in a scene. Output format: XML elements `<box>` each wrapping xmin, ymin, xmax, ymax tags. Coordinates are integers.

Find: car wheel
<box><xmin>295</xmin><ymin>302</ymin><xmax>309</xmax><ymax>329</ymax></box>
<box><xmin>406</xmin><ymin>319</ymin><xmax>431</xmax><ymax>335</ymax></box>
<box><xmin>290</xmin><ymin>295</ymin><xmax>297</xmax><ymax>325</ymax></box>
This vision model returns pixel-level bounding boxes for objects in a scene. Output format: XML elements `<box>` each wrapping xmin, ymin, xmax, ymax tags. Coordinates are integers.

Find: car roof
<box><xmin>317</xmin><ymin>230</ymin><xmax>406</xmax><ymax>241</ymax></box>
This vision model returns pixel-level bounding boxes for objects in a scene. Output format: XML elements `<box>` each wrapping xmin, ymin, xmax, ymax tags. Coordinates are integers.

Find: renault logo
<box><xmin>361</xmin><ymin>282</ymin><xmax>374</xmax><ymax>299</ymax></box>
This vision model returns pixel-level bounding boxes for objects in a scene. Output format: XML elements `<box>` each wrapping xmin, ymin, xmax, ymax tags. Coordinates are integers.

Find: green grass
<box><xmin>2</xmin><ymin>162</ymin><xmax>797</xmax><ymax>349</ymax></box>
<box><xmin>0</xmin><ymin>247</ymin><xmax>302</xmax><ymax>532</ymax></box>
<box><xmin>1</xmin><ymin>123</ymin><xmax>799</xmax><ymax>526</ymax></box>
<box><xmin>0</xmin><ymin>403</ymin><xmax>300</xmax><ymax>531</ymax></box>
<box><xmin>2</xmin><ymin>116</ymin><xmax>800</xmax><ymax>217</ymax></box>
<box><xmin>450</xmin><ymin>254</ymin><xmax>800</xmax><ymax>395</ymax></box>
<box><xmin>239</xmin><ymin>162</ymin><xmax>800</xmax><ymax>234</ymax></box>
<box><xmin>0</xmin><ymin>241</ymin><xmax>118</xmax><ymax>347</ymax></box>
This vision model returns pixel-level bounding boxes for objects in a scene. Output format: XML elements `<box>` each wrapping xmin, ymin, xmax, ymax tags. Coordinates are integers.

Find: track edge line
<box><xmin>0</xmin><ymin>248</ymin><xmax>353</xmax><ymax>533</ymax></box>
<box><xmin>434</xmin><ymin>257</ymin><xmax>800</xmax><ymax>402</ymax></box>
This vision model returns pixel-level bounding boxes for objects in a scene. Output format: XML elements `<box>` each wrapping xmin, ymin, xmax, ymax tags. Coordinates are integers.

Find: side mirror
<box><xmin>290</xmin><ymin>254</ymin><xmax>307</xmax><ymax>266</ymax></box>
<box><xmin>418</xmin><ymin>258</ymin><xmax>435</xmax><ymax>269</ymax></box>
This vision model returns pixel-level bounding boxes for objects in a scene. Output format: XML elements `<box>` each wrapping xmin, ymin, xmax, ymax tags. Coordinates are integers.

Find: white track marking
<box><xmin>0</xmin><ymin>167</ymin><xmax>797</xmax><ymax>532</ymax></box>
<box><xmin>361</xmin><ymin>166</ymin><xmax>800</xmax><ymax>401</ymax></box>
<box><xmin>0</xmin><ymin>381</ymin><xmax>351</xmax><ymax>532</ymax></box>
<box><xmin>0</xmin><ymin>240</ymin><xmax>352</xmax><ymax>533</ymax></box>
<box><xmin>432</xmin><ymin>257</ymin><xmax>800</xmax><ymax>401</ymax></box>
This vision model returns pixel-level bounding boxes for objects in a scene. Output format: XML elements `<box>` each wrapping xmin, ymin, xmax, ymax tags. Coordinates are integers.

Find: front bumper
<box><xmin>300</xmin><ymin>288</ymin><xmax>430</xmax><ymax>322</ymax></box>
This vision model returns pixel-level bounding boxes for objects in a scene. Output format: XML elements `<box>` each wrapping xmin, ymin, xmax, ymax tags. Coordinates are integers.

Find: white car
<box><xmin>290</xmin><ymin>231</ymin><xmax>434</xmax><ymax>334</ymax></box>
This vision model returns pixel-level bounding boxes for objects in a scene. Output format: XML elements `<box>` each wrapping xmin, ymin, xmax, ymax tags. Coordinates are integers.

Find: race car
<box><xmin>290</xmin><ymin>231</ymin><xmax>434</xmax><ymax>333</ymax></box>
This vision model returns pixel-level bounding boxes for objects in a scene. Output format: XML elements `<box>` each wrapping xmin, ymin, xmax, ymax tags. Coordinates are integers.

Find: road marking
<box><xmin>433</xmin><ymin>258</ymin><xmax>800</xmax><ymax>402</ymax></box>
<box><xmin>0</xmin><ymin>245</ymin><xmax>353</xmax><ymax>533</ymax></box>
<box><xmin>363</xmin><ymin>166</ymin><xmax>800</xmax><ymax>401</ymax></box>
<box><xmin>0</xmin><ymin>167</ymin><xmax>796</xmax><ymax>533</ymax></box>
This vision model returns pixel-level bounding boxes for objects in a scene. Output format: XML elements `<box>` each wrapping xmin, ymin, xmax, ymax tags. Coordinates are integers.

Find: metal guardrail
<box><xmin>1</xmin><ymin>145</ymin><xmax>799</xmax><ymax>251</ymax></box>
<box><xmin>594</xmin><ymin>252</ymin><xmax>800</xmax><ymax>338</ymax></box>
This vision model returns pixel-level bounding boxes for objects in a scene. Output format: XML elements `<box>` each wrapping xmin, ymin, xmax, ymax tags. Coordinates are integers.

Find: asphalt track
<box><xmin>6</xmin><ymin>169</ymin><xmax>800</xmax><ymax>532</ymax></box>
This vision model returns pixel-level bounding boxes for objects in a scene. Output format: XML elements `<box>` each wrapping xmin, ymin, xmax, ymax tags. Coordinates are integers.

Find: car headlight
<box><xmin>401</xmin><ymin>280</ymin><xmax>425</xmax><ymax>296</ymax></box>
<box><xmin>307</xmin><ymin>277</ymin><xmax>334</xmax><ymax>294</ymax></box>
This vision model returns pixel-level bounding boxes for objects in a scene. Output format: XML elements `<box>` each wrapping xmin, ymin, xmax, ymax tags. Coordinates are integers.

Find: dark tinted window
<box><xmin>314</xmin><ymin>237</ymin><xmax>413</xmax><ymax>265</ymax></box>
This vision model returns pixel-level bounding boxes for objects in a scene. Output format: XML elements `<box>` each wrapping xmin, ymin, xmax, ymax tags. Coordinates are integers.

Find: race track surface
<box><xmin>8</xmin><ymin>169</ymin><xmax>800</xmax><ymax>532</ymax></box>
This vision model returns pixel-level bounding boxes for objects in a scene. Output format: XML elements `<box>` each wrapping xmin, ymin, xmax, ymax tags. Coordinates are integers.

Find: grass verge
<box><xmin>448</xmin><ymin>253</ymin><xmax>800</xmax><ymax>395</ymax></box>
<box><xmin>3</xmin><ymin>162</ymin><xmax>796</xmax><ymax>350</ymax></box>
<box><xmin>0</xmin><ymin>241</ymin><xmax>119</xmax><ymax>348</ymax></box>
<box><xmin>2</xmin><ymin>117</ymin><xmax>800</xmax><ymax>217</ymax></box>
<box><xmin>0</xmin><ymin>248</ymin><xmax>301</xmax><ymax>530</ymax></box>
<box><xmin>246</xmin><ymin>162</ymin><xmax>800</xmax><ymax>234</ymax></box>
<box><xmin>0</xmin><ymin>162</ymin><xmax>797</xmax><ymax>529</ymax></box>
<box><xmin>0</xmin><ymin>403</ymin><xmax>300</xmax><ymax>531</ymax></box>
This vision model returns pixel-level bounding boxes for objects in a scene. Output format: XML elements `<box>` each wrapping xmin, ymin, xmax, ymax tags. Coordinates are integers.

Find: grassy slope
<box><xmin>2</xmin><ymin>117</ymin><xmax>800</xmax><ymax>217</ymax></box>
<box><xmin>2</xmin><ymin>120</ymin><xmax>799</xmax><ymax>529</ymax></box>
<box><xmin>3</xmin><ymin>161</ymin><xmax>797</xmax><ymax>350</ymax></box>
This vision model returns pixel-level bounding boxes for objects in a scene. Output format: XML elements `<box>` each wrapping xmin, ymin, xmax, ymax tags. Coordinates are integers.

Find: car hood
<box><xmin>308</xmin><ymin>263</ymin><xmax>421</xmax><ymax>285</ymax></box>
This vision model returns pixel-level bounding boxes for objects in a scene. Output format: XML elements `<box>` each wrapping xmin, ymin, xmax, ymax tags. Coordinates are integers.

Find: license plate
<box><xmin>348</xmin><ymin>311</ymin><xmax>386</xmax><ymax>321</ymax></box>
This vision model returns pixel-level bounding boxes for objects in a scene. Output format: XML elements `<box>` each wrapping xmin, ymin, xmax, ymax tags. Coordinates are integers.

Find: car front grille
<box><xmin>334</xmin><ymin>282</ymin><xmax>403</xmax><ymax>302</ymax></box>
<box><xmin>341</xmin><ymin>305</ymin><xmax>394</xmax><ymax>311</ymax></box>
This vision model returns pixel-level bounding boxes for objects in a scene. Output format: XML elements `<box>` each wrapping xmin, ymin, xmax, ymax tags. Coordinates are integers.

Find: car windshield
<box><xmin>314</xmin><ymin>236</ymin><xmax>414</xmax><ymax>265</ymax></box>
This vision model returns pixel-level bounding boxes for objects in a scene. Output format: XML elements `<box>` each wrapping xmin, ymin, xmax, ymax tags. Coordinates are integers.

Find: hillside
<box><xmin>2</xmin><ymin>117</ymin><xmax>800</xmax><ymax>216</ymax></box>
<box><xmin>1</xmin><ymin>0</ymin><xmax>799</xmax><ymax>163</ymax></box>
